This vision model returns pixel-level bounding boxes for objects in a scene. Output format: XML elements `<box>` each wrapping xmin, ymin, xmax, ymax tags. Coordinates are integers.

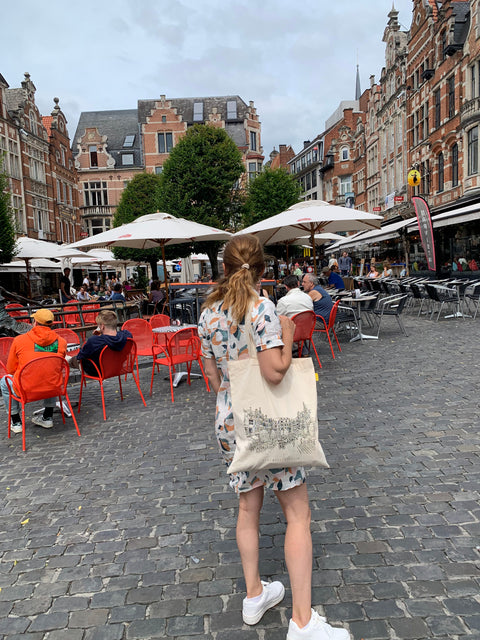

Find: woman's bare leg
<box><xmin>236</xmin><ymin>485</ymin><xmax>265</xmax><ymax>597</ymax></box>
<box><xmin>275</xmin><ymin>482</ymin><xmax>312</xmax><ymax>628</ymax></box>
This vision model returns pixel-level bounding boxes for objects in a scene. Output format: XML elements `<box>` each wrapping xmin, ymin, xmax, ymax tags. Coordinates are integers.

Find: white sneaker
<box><xmin>32</xmin><ymin>415</ymin><xmax>53</xmax><ymax>429</ymax></box>
<box><xmin>287</xmin><ymin>609</ymin><xmax>350</xmax><ymax>640</ymax></box>
<box><xmin>10</xmin><ymin>422</ymin><xmax>22</xmax><ymax>434</ymax></box>
<box><xmin>242</xmin><ymin>580</ymin><xmax>285</xmax><ymax>625</ymax></box>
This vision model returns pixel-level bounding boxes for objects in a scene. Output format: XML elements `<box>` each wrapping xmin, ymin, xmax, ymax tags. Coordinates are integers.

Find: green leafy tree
<box><xmin>112</xmin><ymin>172</ymin><xmax>165</xmax><ymax>278</ymax></box>
<box><xmin>158</xmin><ymin>124</ymin><xmax>245</xmax><ymax>279</ymax></box>
<box><xmin>0</xmin><ymin>157</ymin><xmax>17</xmax><ymax>264</ymax></box>
<box><xmin>242</xmin><ymin>167</ymin><xmax>301</xmax><ymax>227</ymax></box>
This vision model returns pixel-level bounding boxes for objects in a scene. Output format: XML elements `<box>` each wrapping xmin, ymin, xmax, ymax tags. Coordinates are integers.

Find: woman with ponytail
<box><xmin>198</xmin><ymin>234</ymin><xmax>349</xmax><ymax>639</ymax></box>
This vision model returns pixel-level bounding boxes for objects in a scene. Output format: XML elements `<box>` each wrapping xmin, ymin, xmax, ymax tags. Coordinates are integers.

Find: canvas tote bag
<box><xmin>227</xmin><ymin>313</ymin><xmax>329</xmax><ymax>474</ymax></box>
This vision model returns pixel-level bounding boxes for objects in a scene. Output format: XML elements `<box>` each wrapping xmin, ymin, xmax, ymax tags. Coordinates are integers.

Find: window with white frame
<box><xmin>123</xmin><ymin>134</ymin><xmax>135</xmax><ymax>147</ymax></box>
<box><xmin>12</xmin><ymin>195</ymin><xmax>24</xmax><ymax>233</ymax></box>
<box><xmin>29</xmin><ymin>112</ymin><xmax>37</xmax><ymax>136</ymax></box>
<box><xmin>340</xmin><ymin>146</ymin><xmax>349</xmax><ymax>161</ymax></box>
<box><xmin>60</xmin><ymin>145</ymin><xmax>66</xmax><ymax>166</ymax></box>
<box><xmin>250</xmin><ymin>131</ymin><xmax>257</xmax><ymax>152</ymax></box>
<box><xmin>29</xmin><ymin>146</ymin><xmax>46</xmax><ymax>182</ymax></box>
<box><xmin>89</xmin><ymin>145</ymin><xmax>98</xmax><ymax>167</ymax></box>
<box><xmin>33</xmin><ymin>196</ymin><xmax>49</xmax><ymax>235</ymax></box>
<box><xmin>468</xmin><ymin>126</ymin><xmax>478</xmax><ymax>175</ymax></box>
<box><xmin>158</xmin><ymin>132</ymin><xmax>173</xmax><ymax>154</ymax></box>
<box><xmin>339</xmin><ymin>175</ymin><xmax>352</xmax><ymax>195</ymax></box>
<box><xmin>83</xmin><ymin>181</ymin><xmax>108</xmax><ymax>207</ymax></box>
<box><xmin>248</xmin><ymin>162</ymin><xmax>259</xmax><ymax>182</ymax></box>
<box><xmin>8</xmin><ymin>139</ymin><xmax>21</xmax><ymax>179</ymax></box>
<box><xmin>56</xmin><ymin>179</ymin><xmax>62</xmax><ymax>202</ymax></box>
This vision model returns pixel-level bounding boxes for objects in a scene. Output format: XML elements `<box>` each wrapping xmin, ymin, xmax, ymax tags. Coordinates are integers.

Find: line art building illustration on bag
<box><xmin>244</xmin><ymin>403</ymin><xmax>316</xmax><ymax>452</ymax></box>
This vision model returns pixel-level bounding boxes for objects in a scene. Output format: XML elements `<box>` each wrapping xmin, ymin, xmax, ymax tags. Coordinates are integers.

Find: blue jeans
<box><xmin>1</xmin><ymin>375</ymin><xmax>56</xmax><ymax>418</ymax></box>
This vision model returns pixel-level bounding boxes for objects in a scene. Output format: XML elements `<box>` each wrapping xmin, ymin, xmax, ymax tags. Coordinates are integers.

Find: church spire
<box><xmin>355</xmin><ymin>64</ymin><xmax>361</xmax><ymax>100</ymax></box>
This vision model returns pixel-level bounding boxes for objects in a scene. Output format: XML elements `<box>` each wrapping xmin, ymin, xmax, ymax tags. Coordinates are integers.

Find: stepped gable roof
<box><xmin>73</xmin><ymin>108</ymin><xmax>143</xmax><ymax>168</ymax></box>
<box><xmin>137</xmin><ymin>95</ymin><xmax>248</xmax><ymax>125</ymax></box>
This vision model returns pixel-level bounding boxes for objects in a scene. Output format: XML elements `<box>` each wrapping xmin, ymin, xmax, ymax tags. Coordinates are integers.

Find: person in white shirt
<box><xmin>276</xmin><ymin>275</ymin><xmax>313</xmax><ymax>318</ymax></box>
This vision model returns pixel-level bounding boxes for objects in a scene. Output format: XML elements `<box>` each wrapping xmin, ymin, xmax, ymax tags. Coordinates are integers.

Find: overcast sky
<box><xmin>2</xmin><ymin>0</ymin><xmax>413</xmax><ymax>158</ymax></box>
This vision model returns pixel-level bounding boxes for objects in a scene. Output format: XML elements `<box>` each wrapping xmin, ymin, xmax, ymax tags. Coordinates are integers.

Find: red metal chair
<box><xmin>121</xmin><ymin>318</ymin><xmax>155</xmax><ymax>378</ymax></box>
<box><xmin>80</xmin><ymin>303</ymin><xmax>100</xmax><ymax>325</ymax></box>
<box><xmin>5</xmin><ymin>303</ymin><xmax>31</xmax><ymax>324</ymax></box>
<box><xmin>77</xmin><ymin>338</ymin><xmax>146</xmax><ymax>421</ymax></box>
<box><xmin>53</xmin><ymin>328</ymin><xmax>80</xmax><ymax>356</ymax></box>
<box><xmin>314</xmin><ymin>299</ymin><xmax>342</xmax><ymax>359</ymax></box>
<box><xmin>291</xmin><ymin>310</ymin><xmax>322</xmax><ymax>369</ymax></box>
<box><xmin>5</xmin><ymin>355</ymin><xmax>80</xmax><ymax>451</ymax></box>
<box><xmin>63</xmin><ymin>300</ymin><xmax>81</xmax><ymax>329</ymax></box>
<box><xmin>149</xmin><ymin>327</ymin><xmax>210</xmax><ymax>402</ymax></box>
<box><xmin>0</xmin><ymin>336</ymin><xmax>14</xmax><ymax>376</ymax></box>
<box><xmin>149</xmin><ymin>314</ymin><xmax>171</xmax><ymax>347</ymax></box>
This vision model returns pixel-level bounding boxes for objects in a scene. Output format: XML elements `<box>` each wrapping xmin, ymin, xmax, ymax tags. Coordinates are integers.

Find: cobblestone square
<box><xmin>0</xmin><ymin>312</ymin><xmax>479</xmax><ymax>639</ymax></box>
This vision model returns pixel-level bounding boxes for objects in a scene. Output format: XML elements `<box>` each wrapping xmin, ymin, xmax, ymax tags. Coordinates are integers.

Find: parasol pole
<box><xmin>311</xmin><ymin>228</ymin><xmax>318</xmax><ymax>275</ymax></box>
<box><xmin>161</xmin><ymin>242</ymin><xmax>170</xmax><ymax>305</ymax></box>
<box><xmin>25</xmin><ymin>258</ymin><xmax>32</xmax><ymax>299</ymax></box>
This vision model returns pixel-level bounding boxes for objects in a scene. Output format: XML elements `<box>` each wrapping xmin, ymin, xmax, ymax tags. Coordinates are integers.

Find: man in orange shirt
<box><xmin>0</xmin><ymin>309</ymin><xmax>67</xmax><ymax>433</ymax></box>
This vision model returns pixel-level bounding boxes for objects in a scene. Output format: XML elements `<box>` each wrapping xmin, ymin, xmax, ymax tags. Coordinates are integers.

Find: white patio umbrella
<box><xmin>293</xmin><ymin>232</ymin><xmax>346</xmax><ymax>246</ymax></box>
<box><xmin>180</xmin><ymin>256</ymin><xmax>195</xmax><ymax>283</ymax></box>
<box><xmin>66</xmin><ymin>211</ymin><xmax>232</xmax><ymax>301</ymax></box>
<box><xmin>14</xmin><ymin>237</ymin><xmax>88</xmax><ymax>298</ymax></box>
<box><xmin>236</xmin><ymin>201</ymin><xmax>382</xmax><ymax>273</ymax></box>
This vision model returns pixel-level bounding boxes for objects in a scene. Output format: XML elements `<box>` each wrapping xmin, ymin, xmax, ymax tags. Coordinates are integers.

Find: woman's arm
<box><xmin>256</xmin><ymin>315</ymin><xmax>295</xmax><ymax>385</ymax></box>
<box><xmin>203</xmin><ymin>357</ymin><xmax>222</xmax><ymax>394</ymax></box>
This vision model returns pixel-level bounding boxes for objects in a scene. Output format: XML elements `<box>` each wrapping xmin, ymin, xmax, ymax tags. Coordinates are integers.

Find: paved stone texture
<box><xmin>0</xmin><ymin>311</ymin><xmax>479</xmax><ymax>639</ymax></box>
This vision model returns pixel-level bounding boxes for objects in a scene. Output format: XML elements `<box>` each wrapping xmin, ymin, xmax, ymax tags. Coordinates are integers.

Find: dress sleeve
<box><xmin>251</xmin><ymin>298</ymin><xmax>283</xmax><ymax>353</ymax></box>
<box><xmin>197</xmin><ymin>309</ymin><xmax>214</xmax><ymax>359</ymax></box>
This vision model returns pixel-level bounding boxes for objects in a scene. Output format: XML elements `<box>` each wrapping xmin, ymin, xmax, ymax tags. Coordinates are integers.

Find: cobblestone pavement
<box><xmin>0</xmin><ymin>311</ymin><xmax>479</xmax><ymax>640</ymax></box>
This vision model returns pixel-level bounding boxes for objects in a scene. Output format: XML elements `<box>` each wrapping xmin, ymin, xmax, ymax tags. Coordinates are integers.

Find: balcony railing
<box><xmin>80</xmin><ymin>205</ymin><xmax>114</xmax><ymax>218</ymax></box>
<box><xmin>461</xmin><ymin>98</ymin><xmax>480</xmax><ymax>127</ymax></box>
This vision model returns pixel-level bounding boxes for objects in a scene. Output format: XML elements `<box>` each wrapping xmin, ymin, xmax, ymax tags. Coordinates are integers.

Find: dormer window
<box><xmin>89</xmin><ymin>145</ymin><xmax>98</xmax><ymax>168</ymax></box>
<box><xmin>123</xmin><ymin>134</ymin><xmax>135</xmax><ymax>147</ymax></box>
<box><xmin>121</xmin><ymin>154</ymin><xmax>134</xmax><ymax>166</ymax></box>
<box><xmin>227</xmin><ymin>100</ymin><xmax>237</xmax><ymax>119</ymax></box>
<box><xmin>193</xmin><ymin>102</ymin><xmax>204</xmax><ymax>122</ymax></box>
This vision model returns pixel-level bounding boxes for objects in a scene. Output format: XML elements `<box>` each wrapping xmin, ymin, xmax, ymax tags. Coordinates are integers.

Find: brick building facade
<box><xmin>285</xmin><ymin>0</ymin><xmax>480</xmax><ymax>240</ymax></box>
<box><xmin>43</xmin><ymin>98</ymin><xmax>80</xmax><ymax>243</ymax></box>
<box><xmin>0</xmin><ymin>72</ymin><xmax>81</xmax><ymax>245</ymax></box>
<box><xmin>73</xmin><ymin>95</ymin><xmax>263</xmax><ymax>235</ymax></box>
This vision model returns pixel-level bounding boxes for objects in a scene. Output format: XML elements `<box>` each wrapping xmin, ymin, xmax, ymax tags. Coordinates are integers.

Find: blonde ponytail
<box><xmin>203</xmin><ymin>234</ymin><xmax>265</xmax><ymax>323</ymax></box>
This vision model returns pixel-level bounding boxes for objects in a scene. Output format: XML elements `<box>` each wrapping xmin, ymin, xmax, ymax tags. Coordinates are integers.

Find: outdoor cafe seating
<box><xmin>77</xmin><ymin>338</ymin><xmax>146</xmax><ymax>421</ymax></box>
<box><xmin>5</xmin><ymin>354</ymin><xmax>80</xmax><ymax>452</ymax></box>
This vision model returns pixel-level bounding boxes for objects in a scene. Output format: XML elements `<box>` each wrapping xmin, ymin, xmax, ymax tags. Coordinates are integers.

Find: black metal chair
<box><xmin>372</xmin><ymin>294</ymin><xmax>409</xmax><ymax>337</ymax></box>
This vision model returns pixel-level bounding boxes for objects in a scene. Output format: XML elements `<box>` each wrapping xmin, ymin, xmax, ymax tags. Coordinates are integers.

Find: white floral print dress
<box><xmin>198</xmin><ymin>295</ymin><xmax>306</xmax><ymax>493</ymax></box>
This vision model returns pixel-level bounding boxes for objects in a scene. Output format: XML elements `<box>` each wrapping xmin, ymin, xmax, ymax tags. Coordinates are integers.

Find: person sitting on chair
<box><xmin>69</xmin><ymin>310</ymin><xmax>131</xmax><ymax>376</ymax></box>
<box><xmin>109</xmin><ymin>283</ymin><xmax>126</xmax><ymax>302</ymax></box>
<box><xmin>77</xmin><ymin>286</ymin><xmax>91</xmax><ymax>302</ymax></box>
<box><xmin>147</xmin><ymin>280</ymin><xmax>166</xmax><ymax>311</ymax></box>
<box><xmin>0</xmin><ymin>309</ymin><xmax>67</xmax><ymax>432</ymax></box>
<box><xmin>276</xmin><ymin>275</ymin><xmax>313</xmax><ymax>318</ymax></box>
<box><xmin>302</xmin><ymin>273</ymin><xmax>333</xmax><ymax>325</ymax></box>
<box><xmin>321</xmin><ymin>266</ymin><xmax>345</xmax><ymax>291</ymax></box>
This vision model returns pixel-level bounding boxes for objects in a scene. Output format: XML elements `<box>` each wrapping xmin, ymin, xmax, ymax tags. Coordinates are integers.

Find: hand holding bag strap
<box><xmin>227</xmin><ymin>299</ymin><xmax>329</xmax><ymax>473</ymax></box>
